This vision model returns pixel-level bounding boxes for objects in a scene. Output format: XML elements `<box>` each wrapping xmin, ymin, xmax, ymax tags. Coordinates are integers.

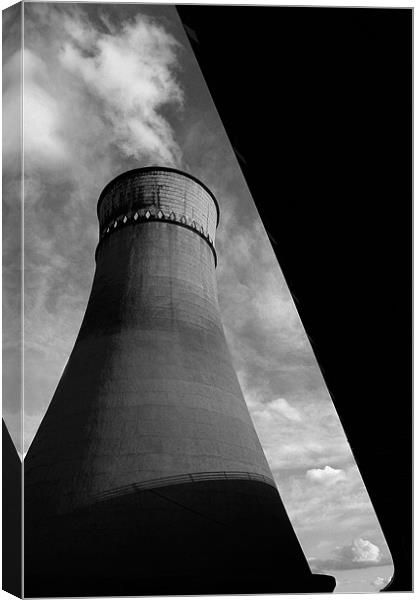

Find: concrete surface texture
<box><xmin>25</xmin><ymin>167</ymin><xmax>274</xmax><ymax>515</ymax></box>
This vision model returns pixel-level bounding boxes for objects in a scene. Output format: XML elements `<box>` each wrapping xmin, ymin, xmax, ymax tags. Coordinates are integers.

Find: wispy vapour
<box><xmin>59</xmin><ymin>11</ymin><xmax>184</xmax><ymax>166</ymax></box>
<box><xmin>22</xmin><ymin>6</ymin><xmax>184</xmax><ymax>173</ymax></box>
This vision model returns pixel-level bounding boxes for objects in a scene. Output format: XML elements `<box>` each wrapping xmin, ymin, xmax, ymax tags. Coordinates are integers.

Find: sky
<box><xmin>2</xmin><ymin>2</ymin><xmax>393</xmax><ymax>592</ymax></box>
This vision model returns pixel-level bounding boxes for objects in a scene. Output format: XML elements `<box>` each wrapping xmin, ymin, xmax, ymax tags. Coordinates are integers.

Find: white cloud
<box><xmin>218</xmin><ymin>219</ymin><xmax>307</xmax><ymax>359</ymax></box>
<box><xmin>58</xmin><ymin>12</ymin><xmax>183</xmax><ymax>166</ymax></box>
<box><xmin>351</xmin><ymin>537</ymin><xmax>381</xmax><ymax>563</ymax></box>
<box><xmin>275</xmin><ymin>461</ymin><xmax>387</xmax><ymax>562</ymax></box>
<box><xmin>254</xmin><ymin>398</ymin><xmax>302</xmax><ymax>422</ymax></box>
<box><xmin>373</xmin><ymin>575</ymin><xmax>391</xmax><ymax>588</ymax></box>
<box><xmin>3</xmin><ymin>50</ymin><xmax>22</xmax><ymax>164</ymax></box>
<box><xmin>246</xmin><ymin>394</ymin><xmax>352</xmax><ymax>472</ymax></box>
<box><xmin>23</xmin><ymin>50</ymin><xmax>70</xmax><ymax>168</ymax></box>
<box><xmin>306</xmin><ymin>465</ymin><xmax>346</xmax><ymax>485</ymax></box>
<box><xmin>309</xmin><ymin>537</ymin><xmax>391</xmax><ymax>571</ymax></box>
<box><xmin>14</xmin><ymin>6</ymin><xmax>184</xmax><ymax>181</ymax></box>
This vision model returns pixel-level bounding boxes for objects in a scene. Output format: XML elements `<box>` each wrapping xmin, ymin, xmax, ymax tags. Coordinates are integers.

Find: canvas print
<box><xmin>3</xmin><ymin>2</ymin><xmax>411</xmax><ymax>597</ymax></box>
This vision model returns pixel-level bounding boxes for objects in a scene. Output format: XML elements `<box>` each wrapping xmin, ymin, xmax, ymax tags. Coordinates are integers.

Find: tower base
<box><xmin>25</xmin><ymin>478</ymin><xmax>335</xmax><ymax>596</ymax></box>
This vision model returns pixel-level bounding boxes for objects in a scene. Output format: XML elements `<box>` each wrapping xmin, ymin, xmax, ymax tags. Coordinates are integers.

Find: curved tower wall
<box><xmin>98</xmin><ymin>168</ymin><xmax>219</xmax><ymax>244</ymax></box>
<box><xmin>24</xmin><ymin>167</ymin><xmax>335</xmax><ymax>596</ymax></box>
<box><xmin>25</xmin><ymin>167</ymin><xmax>273</xmax><ymax>515</ymax></box>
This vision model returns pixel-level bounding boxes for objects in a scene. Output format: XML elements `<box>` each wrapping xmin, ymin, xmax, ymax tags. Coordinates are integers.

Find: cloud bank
<box><xmin>309</xmin><ymin>537</ymin><xmax>392</xmax><ymax>571</ymax></box>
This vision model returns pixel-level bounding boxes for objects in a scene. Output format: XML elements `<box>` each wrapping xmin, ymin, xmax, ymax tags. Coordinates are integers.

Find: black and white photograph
<box><xmin>2</xmin><ymin>2</ymin><xmax>412</xmax><ymax>597</ymax></box>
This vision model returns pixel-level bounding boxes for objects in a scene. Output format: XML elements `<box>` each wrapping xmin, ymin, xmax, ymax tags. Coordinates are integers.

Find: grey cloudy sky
<box><xmin>3</xmin><ymin>2</ymin><xmax>393</xmax><ymax>590</ymax></box>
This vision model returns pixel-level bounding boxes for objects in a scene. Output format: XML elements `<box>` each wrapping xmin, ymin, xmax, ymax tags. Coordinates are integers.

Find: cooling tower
<box><xmin>24</xmin><ymin>167</ymin><xmax>335</xmax><ymax>596</ymax></box>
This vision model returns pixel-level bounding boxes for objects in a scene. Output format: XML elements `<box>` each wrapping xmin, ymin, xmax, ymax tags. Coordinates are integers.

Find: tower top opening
<box><xmin>97</xmin><ymin>166</ymin><xmax>220</xmax><ymax>226</ymax></box>
<box><xmin>95</xmin><ymin>165</ymin><xmax>220</xmax><ymax>266</ymax></box>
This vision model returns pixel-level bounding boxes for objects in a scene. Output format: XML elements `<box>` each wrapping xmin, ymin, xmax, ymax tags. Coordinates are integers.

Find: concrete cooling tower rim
<box><xmin>97</xmin><ymin>166</ymin><xmax>221</xmax><ymax>227</ymax></box>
